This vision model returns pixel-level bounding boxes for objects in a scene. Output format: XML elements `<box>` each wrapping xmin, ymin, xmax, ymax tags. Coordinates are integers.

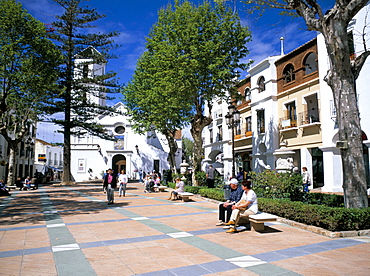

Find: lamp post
<box><xmin>225</xmin><ymin>104</ymin><xmax>240</xmax><ymax>178</ymax></box>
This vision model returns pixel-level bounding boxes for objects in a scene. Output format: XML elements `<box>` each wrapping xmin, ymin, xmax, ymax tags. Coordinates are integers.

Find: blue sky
<box><xmin>17</xmin><ymin>0</ymin><xmax>331</xmax><ymax>142</ymax></box>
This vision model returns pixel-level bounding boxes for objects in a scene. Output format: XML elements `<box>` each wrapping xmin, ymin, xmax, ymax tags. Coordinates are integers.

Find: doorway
<box><xmin>112</xmin><ymin>154</ymin><xmax>126</xmax><ymax>174</ymax></box>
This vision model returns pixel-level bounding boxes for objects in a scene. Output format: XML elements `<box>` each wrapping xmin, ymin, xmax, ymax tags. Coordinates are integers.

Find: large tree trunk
<box><xmin>190</xmin><ymin>113</ymin><xmax>212</xmax><ymax>186</ymax></box>
<box><xmin>6</xmin><ymin>146</ymin><xmax>16</xmax><ymax>185</ymax></box>
<box><xmin>165</xmin><ymin>132</ymin><xmax>178</xmax><ymax>173</ymax></box>
<box><xmin>322</xmin><ymin>20</ymin><xmax>368</xmax><ymax>208</ymax></box>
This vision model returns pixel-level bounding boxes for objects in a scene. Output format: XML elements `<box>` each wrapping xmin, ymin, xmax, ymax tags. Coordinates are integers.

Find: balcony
<box><xmin>299</xmin><ymin>109</ymin><xmax>320</xmax><ymax>125</ymax></box>
<box><xmin>280</xmin><ymin>115</ymin><xmax>297</xmax><ymax>129</ymax></box>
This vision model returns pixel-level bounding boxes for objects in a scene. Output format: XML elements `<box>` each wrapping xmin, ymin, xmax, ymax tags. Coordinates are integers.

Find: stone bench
<box><xmin>6</xmin><ymin>185</ymin><xmax>17</xmax><ymax>190</ymax></box>
<box><xmin>178</xmin><ymin>192</ymin><xmax>194</xmax><ymax>202</ymax></box>
<box><xmin>248</xmin><ymin>213</ymin><xmax>278</xmax><ymax>231</ymax></box>
<box><xmin>157</xmin><ymin>185</ymin><xmax>167</xmax><ymax>192</ymax></box>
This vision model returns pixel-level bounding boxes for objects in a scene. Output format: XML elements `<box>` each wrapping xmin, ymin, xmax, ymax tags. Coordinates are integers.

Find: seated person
<box><xmin>0</xmin><ymin>179</ymin><xmax>10</xmax><ymax>196</ymax></box>
<box><xmin>216</xmin><ymin>178</ymin><xmax>243</xmax><ymax>226</ymax></box>
<box><xmin>224</xmin><ymin>180</ymin><xmax>258</xmax><ymax>233</ymax></box>
<box><xmin>24</xmin><ymin>176</ymin><xmax>31</xmax><ymax>190</ymax></box>
<box><xmin>15</xmin><ymin>178</ymin><xmax>23</xmax><ymax>190</ymax></box>
<box><xmin>167</xmin><ymin>177</ymin><xmax>184</xmax><ymax>201</ymax></box>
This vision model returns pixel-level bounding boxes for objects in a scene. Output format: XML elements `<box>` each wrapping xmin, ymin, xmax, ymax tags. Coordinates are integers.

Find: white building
<box><xmin>249</xmin><ymin>56</ymin><xmax>281</xmax><ymax>172</ymax></box>
<box><xmin>70</xmin><ymin>47</ymin><xmax>180</xmax><ymax>182</ymax></box>
<box><xmin>34</xmin><ymin>138</ymin><xmax>63</xmax><ymax>181</ymax></box>
<box><xmin>202</xmin><ymin>99</ymin><xmax>231</xmax><ymax>180</ymax></box>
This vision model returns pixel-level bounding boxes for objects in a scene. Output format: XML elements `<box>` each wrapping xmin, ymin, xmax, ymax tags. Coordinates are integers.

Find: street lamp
<box><xmin>225</xmin><ymin>104</ymin><xmax>240</xmax><ymax>178</ymax></box>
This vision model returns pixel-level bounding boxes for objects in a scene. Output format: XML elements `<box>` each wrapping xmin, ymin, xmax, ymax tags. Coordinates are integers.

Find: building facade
<box><xmin>203</xmin><ymin>3</ymin><xmax>370</xmax><ymax>192</ymax></box>
<box><xmin>70</xmin><ymin>47</ymin><xmax>179</xmax><ymax>182</ymax></box>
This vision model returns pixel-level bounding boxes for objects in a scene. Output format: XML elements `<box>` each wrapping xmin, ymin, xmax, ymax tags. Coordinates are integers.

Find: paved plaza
<box><xmin>0</xmin><ymin>181</ymin><xmax>369</xmax><ymax>276</ymax></box>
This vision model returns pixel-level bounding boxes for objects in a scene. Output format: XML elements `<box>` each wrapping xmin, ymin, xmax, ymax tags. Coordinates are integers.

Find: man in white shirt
<box><xmin>224</xmin><ymin>180</ymin><xmax>258</xmax><ymax>233</ymax></box>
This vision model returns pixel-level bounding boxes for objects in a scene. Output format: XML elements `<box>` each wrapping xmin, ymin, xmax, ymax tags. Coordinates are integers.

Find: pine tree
<box><xmin>48</xmin><ymin>0</ymin><xmax>120</xmax><ymax>184</ymax></box>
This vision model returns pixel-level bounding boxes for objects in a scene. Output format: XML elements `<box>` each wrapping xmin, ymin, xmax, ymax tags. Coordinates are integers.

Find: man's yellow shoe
<box><xmin>226</xmin><ymin>228</ymin><xmax>237</xmax><ymax>233</ymax></box>
<box><xmin>224</xmin><ymin>220</ymin><xmax>235</xmax><ymax>226</ymax></box>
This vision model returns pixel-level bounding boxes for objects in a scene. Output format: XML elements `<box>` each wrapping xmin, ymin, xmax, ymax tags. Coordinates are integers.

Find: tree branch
<box><xmin>352</xmin><ymin>50</ymin><xmax>370</xmax><ymax>79</ymax></box>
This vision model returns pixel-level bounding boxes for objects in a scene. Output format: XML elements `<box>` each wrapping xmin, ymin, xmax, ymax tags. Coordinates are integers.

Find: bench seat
<box><xmin>157</xmin><ymin>185</ymin><xmax>167</xmax><ymax>192</ymax></box>
<box><xmin>6</xmin><ymin>185</ymin><xmax>17</xmax><ymax>190</ymax></box>
<box><xmin>178</xmin><ymin>192</ymin><xmax>194</xmax><ymax>202</ymax></box>
<box><xmin>248</xmin><ymin>213</ymin><xmax>278</xmax><ymax>231</ymax></box>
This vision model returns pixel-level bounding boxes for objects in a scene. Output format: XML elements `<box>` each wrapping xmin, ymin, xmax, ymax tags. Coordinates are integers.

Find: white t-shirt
<box><xmin>240</xmin><ymin>189</ymin><xmax>258</xmax><ymax>213</ymax></box>
<box><xmin>118</xmin><ymin>174</ymin><xmax>128</xmax><ymax>185</ymax></box>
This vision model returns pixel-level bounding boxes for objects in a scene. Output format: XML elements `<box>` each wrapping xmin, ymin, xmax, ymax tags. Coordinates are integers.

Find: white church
<box><xmin>70</xmin><ymin>47</ymin><xmax>181</xmax><ymax>182</ymax></box>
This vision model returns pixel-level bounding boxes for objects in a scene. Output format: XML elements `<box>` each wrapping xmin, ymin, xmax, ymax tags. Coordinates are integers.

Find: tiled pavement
<box><xmin>1</xmin><ymin>182</ymin><xmax>369</xmax><ymax>276</ymax></box>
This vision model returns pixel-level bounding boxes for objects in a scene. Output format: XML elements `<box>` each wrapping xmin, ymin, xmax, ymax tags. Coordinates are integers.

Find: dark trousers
<box><xmin>218</xmin><ymin>203</ymin><xmax>233</xmax><ymax>222</ymax></box>
<box><xmin>206</xmin><ymin>178</ymin><xmax>215</xmax><ymax>188</ymax></box>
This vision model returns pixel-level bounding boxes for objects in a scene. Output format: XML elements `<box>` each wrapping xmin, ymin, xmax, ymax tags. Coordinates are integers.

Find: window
<box><xmin>257</xmin><ymin>76</ymin><xmax>265</xmax><ymax>92</ymax></box>
<box><xmin>244</xmin><ymin>87</ymin><xmax>251</xmax><ymax>101</ymax></box>
<box><xmin>285</xmin><ymin>102</ymin><xmax>296</xmax><ymax>121</ymax></box>
<box><xmin>257</xmin><ymin>110</ymin><xmax>265</xmax><ymax>134</ymax></box>
<box><xmin>82</xmin><ymin>64</ymin><xmax>89</xmax><ymax>78</ymax></box>
<box><xmin>217</xmin><ymin>126</ymin><xmax>222</xmax><ymax>142</ymax></box>
<box><xmin>245</xmin><ymin>116</ymin><xmax>252</xmax><ymax>136</ymax></box>
<box><xmin>304</xmin><ymin>52</ymin><xmax>318</xmax><ymax>75</ymax></box>
<box><xmin>283</xmin><ymin>64</ymin><xmax>295</xmax><ymax>83</ymax></box>
<box><xmin>209</xmin><ymin>128</ymin><xmax>213</xmax><ymax>144</ymax></box>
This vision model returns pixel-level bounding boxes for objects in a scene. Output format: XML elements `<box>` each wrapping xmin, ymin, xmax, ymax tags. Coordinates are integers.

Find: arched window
<box><xmin>244</xmin><ymin>87</ymin><xmax>251</xmax><ymax>101</ymax></box>
<box><xmin>236</xmin><ymin>93</ymin><xmax>242</xmax><ymax>105</ymax></box>
<box><xmin>257</xmin><ymin>76</ymin><xmax>265</xmax><ymax>92</ymax></box>
<box><xmin>283</xmin><ymin>64</ymin><xmax>295</xmax><ymax>84</ymax></box>
<box><xmin>304</xmin><ymin>52</ymin><xmax>318</xmax><ymax>75</ymax></box>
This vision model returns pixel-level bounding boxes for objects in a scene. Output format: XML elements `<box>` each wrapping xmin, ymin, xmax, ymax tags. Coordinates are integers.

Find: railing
<box><xmin>299</xmin><ymin>109</ymin><xmax>320</xmax><ymax>125</ymax></box>
<box><xmin>234</xmin><ymin>126</ymin><xmax>253</xmax><ymax>140</ymax></box>
<box><xmin>279</xmin><ymin>115</ymin><xmax>297</xmax><ymax>129</ymax></box>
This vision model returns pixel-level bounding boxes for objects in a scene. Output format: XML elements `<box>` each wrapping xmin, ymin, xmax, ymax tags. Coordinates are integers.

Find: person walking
<box><xmin>206</xmin><ymin>165</ymin><xmax>216</xmax><ymax>188</ymax></box>
<box><xmin>302</xmin><ymin>167</ymin><xmax>311</xmax><ymax>192</ymax></box>
<box><xmin>118</xmin><ymin>169</ymin><xmax>128</xmax><ymax>197</ymax></box>
<box><xmin>103</xmin><ymin>169</ymin><xmax>117</xmax><ymax>205</ymax></box>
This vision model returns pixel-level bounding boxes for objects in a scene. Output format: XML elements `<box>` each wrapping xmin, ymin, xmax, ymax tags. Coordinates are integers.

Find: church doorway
<box><xmin>113</xmin><ymin>154</ymin><xmax>126</xmax><ymax>174</ymax></box>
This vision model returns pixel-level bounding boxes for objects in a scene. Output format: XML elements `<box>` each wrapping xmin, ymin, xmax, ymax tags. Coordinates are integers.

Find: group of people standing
<box><xmin>102</xmin><ymin>169</ymin><xmax>128</xmax><ymax>205</ymax></box>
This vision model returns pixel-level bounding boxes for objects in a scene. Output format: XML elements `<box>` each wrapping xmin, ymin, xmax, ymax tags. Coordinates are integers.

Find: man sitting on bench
<box><xmin>224</xmin><ymin>180</ymin><xmax>258</xmax><ymax>233</ymax></box>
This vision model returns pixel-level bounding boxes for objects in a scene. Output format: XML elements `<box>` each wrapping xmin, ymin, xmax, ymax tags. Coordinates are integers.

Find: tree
<box><xmin>182</xmin><ymin>136</ymin><xmax>195</xmax><ymax>166</ymax></box>
<box><xmin>0</xmin><ymin>0</ymin><xmax>62</xmax><ymax>185</ymax></box>
<box><xmin>123</xmin><ymin>51</ymin><xmax>192</xmax><ymax>172</ymax></box>
<box><xmin>48</xmin><ymin>0</ymin><xmax>120</xmax><ymax>184</ymax></box>
<box><xmin>243</xmin><ymin>0</ymin><xmax>369</xmax><ymax>208</ymax></box>
<box><xmin>123</xmin><ymin>0</ymin><xmax>251</xmax><ymax>185</ymax></box>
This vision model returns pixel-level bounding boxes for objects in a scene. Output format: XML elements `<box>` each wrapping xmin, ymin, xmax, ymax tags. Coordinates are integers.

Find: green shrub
<box><xmin>195</xmin><ymin>171</ymin><xmax>207</xmax><ymax>186</ymax></box>
<box><xmin>258</xmin><ymin>198</ymin><xmax>370</xmax><ymax>231</ymax></box>
<box><xmin>249</xmin><ymin>170</ymin><xmax>305</xmax><ymax>201</ymax></box>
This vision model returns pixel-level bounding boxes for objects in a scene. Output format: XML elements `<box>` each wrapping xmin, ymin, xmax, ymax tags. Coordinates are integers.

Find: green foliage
<box><xmin>0</xmin><ymin>0</ymin><xmax>62</xmax><ymax>130</ymax></box>
<box><xmin>182</xmin><ymin>136</ymin><xmax>194</xmax><ymax>166</ymax></box>
<box><xmin>258</xmin><ymin>198</ymin><xmax>370</xmax><ymax>231</ymax></box>
<box><xmin>249</xmin><ymin>170</ymin><xmax>305</xmax><ymax>201</ymax></box>
<box><xmin>197</xmin><ymin>188</ymin><xmax>225</xmax><ymax>201</ymax></box>
<box><xmin>195</xmin><ymin>171</ymin><xmax>207</xmax><ymax>186</ymax></box>
<box><xmin>122</xmin><ymin>0</ymin><xmax>251</xmax><ymax>176</ymax></box>
<box><xmin>49</xmin><ymin>0</ymin><xmax>121</xmax><ymax>140</ymax></box>
<box><xmin>306</xmin><ymin>193</ymin><xmax>345</xmax><ymax>207</ymax></box>
<box><xmin>0</xmin><ymin>0</ymin><xmax>62</xmax><ymax>184</ymax></box>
